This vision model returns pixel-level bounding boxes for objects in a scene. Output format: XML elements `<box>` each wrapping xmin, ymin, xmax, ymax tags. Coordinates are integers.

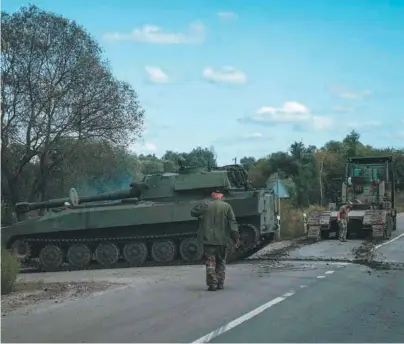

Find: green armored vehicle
<box><xmin>307</xmin><ymin>156</ymin><xmax>397</xmax><ymax>241</ymax></box>
<box><xmin>2</xmin><ymin>164</ymin><xmax>279</xmax><ymax>271</ymax></box>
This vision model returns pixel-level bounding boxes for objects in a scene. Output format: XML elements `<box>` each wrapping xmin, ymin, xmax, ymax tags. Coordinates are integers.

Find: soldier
<box><xmin>191</xmin><ymin>190</ymin><xmax>240</xmax><ymax>291</ymax></box>
<box><xmin>337</xmin><ymin>201</ymin><xmax>353</xmax><ymax>242</ymax></box>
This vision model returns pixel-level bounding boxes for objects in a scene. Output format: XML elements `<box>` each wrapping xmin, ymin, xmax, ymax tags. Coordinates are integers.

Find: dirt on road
<box><xmin>1</xmin><ymin>280</ymin><xmax>122</xmax><ymax>316</ymax></box>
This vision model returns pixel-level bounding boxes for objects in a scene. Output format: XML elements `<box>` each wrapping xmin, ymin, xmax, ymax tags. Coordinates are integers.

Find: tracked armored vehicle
<box><xmin>307</xmin><ymin>156</ymin><xmax>397</xmax><ymax>241</ymax></box>
<box><xmin>2</xmin><ymin>164</ymin><xmax>279</xmax><ymax>271</ymax></box>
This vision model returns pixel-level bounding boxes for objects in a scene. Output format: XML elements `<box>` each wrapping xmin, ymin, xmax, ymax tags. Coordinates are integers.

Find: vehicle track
<box><xmin>18</xmin><ymin>230</ymin><xmax>274</xmax><ymax>273</ymax></box>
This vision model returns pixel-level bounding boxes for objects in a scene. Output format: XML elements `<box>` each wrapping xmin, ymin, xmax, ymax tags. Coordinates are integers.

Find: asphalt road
<box><xmin>206</xmin><ymin>262</ymin><xmax>404</xmax><ymax>343</ymax></box>
<box><xmin>204</xmin><ymin>216</ymin><xmax>404</xmax><ymax>343</ymax></box>
<box><xmin>2</xmin><ymin>216</ymin><xmax>403</xmax><ymax>343</ymax></box>
<box><xmin>374</xmin><ymin>217</ymin><xmax>404</xmax><ymax>264</ymax></box>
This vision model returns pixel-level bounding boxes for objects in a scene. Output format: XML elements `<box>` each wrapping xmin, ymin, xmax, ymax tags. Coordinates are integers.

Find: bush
<box><xmin>1</xmin><ymin>247</ymin><xmax>20</xmax><ymax>295</ymax></box>
<box><xmin>278</xmin><ymin>200</ymin><xmax>305</xmax><ymax>239</ymax></box>
<box><xmin>279</xmin><ymin>200</ymin><xmax>326</xmax><ymax>240</ymax></box>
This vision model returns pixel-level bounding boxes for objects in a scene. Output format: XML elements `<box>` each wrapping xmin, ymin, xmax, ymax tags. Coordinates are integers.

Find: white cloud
<box><xmin>129</xmin><ymin>140</ymin><xmax>158</xmax><ymax>155</ymax></box>
<box><xmin>331</xmin><ymin>87</ymin><xmax>373</xmax><ymax>100</ymax></box>
<box><xmin>143</xmin><ymin>142</ymin><xmax>157</xmax><ymax>152</ymax></box>
<box><xmin>103</xmin><ymin>22</ymin><xmax>206</xmax><ymax>44</ymax></box>
<box><xmin>244</xmin><ymin>100</ymin><xmax>383</xmax><ymax>133</ymax></box>
<box><xmin>217</xmin><ymin>11</ymin><xmax>237</xmax><ymax>19</ymax></box>
<box><xmin>311</xmin><ymin>116</ymin><xmax>336</xmax><ymax>130</ymax></box>
<box><xmin>251</xmin><ymin>101</ymin><xmax>324</xmax><ymax>131</ymax></box>
<box><xmin>333</xmin><ymin>105</ymin><xmax>355</xmax><ymax>113</ymax></box>
<box><xmin>145</xmin><ymin>66</ymin><xmax>170</xmax><ymax>83</ymax></box>
<box><xmin>215</xmin><ymin>132</ymin><xmax>269</xmax><ymax>145</ymax></box>
<box><xmin>253</xmin><ymin>101</ymin><xmax>311</xmax><ymax>123</ymax></box>
<box><xmin>203</xmin><ymin>66</ymin><xmax>247</xmax><ymax>85</ymax></box>
<box><xmin>243</xmin><ymin>132</ymin><xmax>263</xmax><ymax>139</ymax></box>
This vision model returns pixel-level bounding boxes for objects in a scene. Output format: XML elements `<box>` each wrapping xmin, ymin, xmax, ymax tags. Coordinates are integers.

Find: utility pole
<box><xmin>276</xmin><ymin>180</ymin><xmax>281</xmax><ymax>241</ymax></box>
<box><xmin>319</xmin><ymin>153</ymin><xmax>326</xmax><ymax>206</ymax></box>
<box><xmin>233</xmin><ymin>157</ymin><xmax>237</xmax><ymax>164</ymax></box>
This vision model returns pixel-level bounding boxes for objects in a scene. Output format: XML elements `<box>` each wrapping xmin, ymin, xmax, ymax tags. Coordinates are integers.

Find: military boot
<box><xmin>217</xmin><ymin>283</ymin><xmax>224</xmax><ymax>290</ymax></box>
<box><xmin>207</xmin><ymin>285</ymin><xmax>217</xmax><ymax>291</ymax></box>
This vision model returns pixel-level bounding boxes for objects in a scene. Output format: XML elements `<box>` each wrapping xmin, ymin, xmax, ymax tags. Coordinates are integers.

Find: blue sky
<box><xmin>4</xmin><ymin>0</ymin><xmax>404</xmax><ymax>164</ymax></box>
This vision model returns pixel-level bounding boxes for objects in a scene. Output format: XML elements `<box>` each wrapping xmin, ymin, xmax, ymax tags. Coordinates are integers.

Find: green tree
<box><xmin>240</xmin><ymin>156</ymin><xmax>256</xmax><ymax>171</ymax></box>
<box><xmin>1</xmin><ymin>5</ymin><xmax>144</xmax><ymax>207</ymax></box>
<box><xmin>343</xmin><ymin>130</ymin><xmax>361</xmax><ymax>157</ymax></box>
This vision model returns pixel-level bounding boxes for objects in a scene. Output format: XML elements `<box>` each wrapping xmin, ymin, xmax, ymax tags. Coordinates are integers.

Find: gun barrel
<box><xmin>79</xmin><ymin>189</ymin><xmax>139</xmax><ymax>203</ymax></box>
<box><xmin>15</xmin><ymin>198</ymin><xmax>71</xmax><ymax>213</ymax></box>
<box><xmin>15</xmin><ymin>182</ymin><xmax>148</xmax><ymax>214</ymax></box>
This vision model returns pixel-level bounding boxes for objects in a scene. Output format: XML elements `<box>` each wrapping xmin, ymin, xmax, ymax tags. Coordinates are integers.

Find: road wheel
<box><xmin>179</xmin><ymin>238</ymin><xmax>203</xmax><ymax>262</ymax></box>
<box><xmin>238</xmin><ymin>224</ymin><xmax>258</xmax><ymax>251</ymax></box>
<box><xmin>95</xmin><ymin>243</ymin><xmax>120</xmax><ymax>268</ymax></box>
<box><xmin>11</xmin><ymin>240</ymin><xmax>31</xmax><ymax>261</ymax></box>
<box><xmin>122</xmin><ymin>242</ymin><xmax>148</xmax><ymax>266</ymax></box>
<box><xmin>151</xmin><ymin>240</ymin><xmax>176</xmax><ymax>263</ymax></box>
<box><xmin>39</xmin><ymin>245</ymin><xmax>64</xmax><ymax>272</ymax></box>
<box><xmin>67</xmin><ymin>244</ymin><xmax>92</xmax><ymax>269</ymax></box>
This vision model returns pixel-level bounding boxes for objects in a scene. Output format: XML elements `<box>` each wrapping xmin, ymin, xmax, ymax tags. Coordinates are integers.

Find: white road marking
<box><xmin>375</xmin><ymin>232</ymin><xmax>404</xmax><ymax>249</ymax></box>
<box><xmin>192</xmin><ymin>260</ymin><xmax>341</xmax><ymax>343</ymax></box>
<box><xmin>191</xmin><ymin>290</ymin><xmax>296</xmax><ymax>343</ymax></box>
<box><xmin>329</xmin><ymin>262</ymin><xmax>351</xmax><ymax>266</ymax></box>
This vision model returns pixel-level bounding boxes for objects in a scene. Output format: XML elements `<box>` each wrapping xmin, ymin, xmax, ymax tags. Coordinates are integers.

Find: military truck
<box><xmin>307</xmin><ymin>156</ymin><xmax>397</xmax><ymax>241</ymax></box>
<box><xmin>2</xmin><ymin>164</ymin><xmax>279</xmax><ymax>271</ymax></box>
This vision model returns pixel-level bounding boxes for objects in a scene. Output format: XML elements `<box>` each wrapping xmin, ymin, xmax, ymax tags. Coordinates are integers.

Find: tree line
<box><xmin>242</xmin><ymin>130</ymin><xmax>404</xmax><ymax>208</ymax></box>
<box><xmin>2</xmin><ymin>127</ymin><xmax>403</xmax><ymax>208</ymax></box>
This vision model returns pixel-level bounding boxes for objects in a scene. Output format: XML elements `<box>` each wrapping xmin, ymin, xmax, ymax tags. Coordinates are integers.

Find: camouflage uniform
<box><xmin>338</xmin><ymin>205</ymin><xmax>349</xmax><ymax>241</ymax></box>
<box><xmin>191</xmin><ymin>197</ymin><xmax>239</xmax><ymax>291</ymax></box>
<box><xmin>203</xmin><ymin>245</ymin><xmax>227</xmax><ymax>288</ymax></box>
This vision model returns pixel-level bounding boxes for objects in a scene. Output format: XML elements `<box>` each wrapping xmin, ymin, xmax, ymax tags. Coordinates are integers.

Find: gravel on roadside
<box><xmin>1</xmin><ymin>281</ymin><xmax>122</xmax><ymax>316</ymax></box>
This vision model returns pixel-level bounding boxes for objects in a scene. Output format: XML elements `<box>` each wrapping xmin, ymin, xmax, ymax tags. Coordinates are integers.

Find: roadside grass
<box><xmin>12</xmin><ymin>279</ymin><xmax>46</xmax><ymax>293</ymax></box>
<box><xmin>279</xmin><ymin>200</ymin><xmax>326</xmax><ymax>240</ymax></box>
<box><xmin>1</xmin><ymin>247</ymin><xmax>20</xmax><ymax>295</ymax></box>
